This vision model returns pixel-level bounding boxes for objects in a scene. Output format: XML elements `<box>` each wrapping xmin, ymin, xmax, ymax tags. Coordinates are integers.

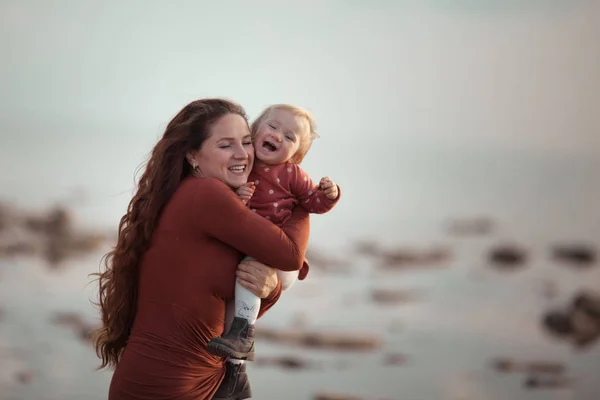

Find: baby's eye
<box><xmin>285</xmin><ymin>135</ymin><xmax>294</xmax><ymax>141</ymax></box>
<box><xmin>243</xmin><ymin>141</ymin><xmax>253</xmax><ymax>146</ymax></box>
<box><xmin>268</xmin><ymin>124</ymin><xmax>276</xmax><ymax>129</ymax></box>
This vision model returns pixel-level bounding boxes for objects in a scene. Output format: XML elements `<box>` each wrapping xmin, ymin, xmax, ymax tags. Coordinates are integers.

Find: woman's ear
<box><xmin>185</xmin><ymin>151</ymin><xmax>196</xmax><ymax>167</ymax></box>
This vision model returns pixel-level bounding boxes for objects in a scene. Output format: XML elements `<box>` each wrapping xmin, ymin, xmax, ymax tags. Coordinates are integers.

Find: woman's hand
<box><xmin>236</xmin><ymin>259</ymin><xmax>279</xmax><ymax>298</ymax></box>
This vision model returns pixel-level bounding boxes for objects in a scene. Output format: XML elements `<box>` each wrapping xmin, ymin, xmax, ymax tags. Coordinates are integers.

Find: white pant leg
<box><xmin>276</xmin><ymin>269</ymin><xmax>299</xmax><ymax>291</ymax></box>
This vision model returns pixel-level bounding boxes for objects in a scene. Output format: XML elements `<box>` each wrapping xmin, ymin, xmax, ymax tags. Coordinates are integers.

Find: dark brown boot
<box><xmin>207</xmin><ymin>317</ymin><xmax>255</xmax><ymax>360</ymax></box>
<box><xmin>212</xmin><ymin>362</ymin><xmax>252</xmax><ymax>400</ymax></box>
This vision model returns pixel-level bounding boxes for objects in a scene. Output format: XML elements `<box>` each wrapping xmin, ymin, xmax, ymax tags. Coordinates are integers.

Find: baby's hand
<box><xmin>319</xmin><ymin>176</ymin><xmax>338</xmax><ymax>200</ymax></box>
<box><xmin>236</xmin><ymin>182</ymin><xmax>255</xmax><ymax>205</ymax></box>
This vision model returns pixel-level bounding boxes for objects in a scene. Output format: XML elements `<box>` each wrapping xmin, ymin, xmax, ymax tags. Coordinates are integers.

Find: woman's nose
<box><xmin>233</xmin><ymin>144</ymin><xmax>249</xmax><ymax>159</ymax></box>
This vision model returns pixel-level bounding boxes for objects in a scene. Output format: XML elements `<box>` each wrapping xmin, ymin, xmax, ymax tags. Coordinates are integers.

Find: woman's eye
<box><xmin>219</xmin><ymin>145</ymin><xmax>232</xmax><ymax>149</ymax></box>
<box><xmin>243</xmin><ymin>141</ymin><xmax>253</xmax><ymax>146</ymax></box>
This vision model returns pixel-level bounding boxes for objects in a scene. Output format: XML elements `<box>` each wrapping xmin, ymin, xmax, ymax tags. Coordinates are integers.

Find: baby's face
<box><xmin>253</xmin><ymin>109</ymin><xmax>308</xmax><ymax>165</ymax></box>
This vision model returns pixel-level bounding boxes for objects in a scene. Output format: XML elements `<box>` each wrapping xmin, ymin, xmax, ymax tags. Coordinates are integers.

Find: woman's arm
<box><xmin>192</xmin><ymin>178</ymin><xmax>310</xmax><ymax>272</ymax></box>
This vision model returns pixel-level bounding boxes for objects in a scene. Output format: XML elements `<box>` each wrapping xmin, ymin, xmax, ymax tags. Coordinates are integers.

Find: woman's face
<box><xmin>191</xmin><ymin>113</ymin><xmax>254</xmax><ymax>189</ymax></box>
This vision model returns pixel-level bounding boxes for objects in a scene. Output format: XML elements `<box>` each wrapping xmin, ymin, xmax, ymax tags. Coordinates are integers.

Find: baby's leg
<box><xmin>234</xmin><ymin>270</ymin><xmax>261</xmax><ymax>325</ymax></box>
<box><xmin>207</xmin><ymin>256</ymin><xmax>259</xmax><ymax>362</ymax></box>
<box><xmin>277</xmin><ymin>269</ymin><xmax>299</xmax><ymax>291</ymax></box>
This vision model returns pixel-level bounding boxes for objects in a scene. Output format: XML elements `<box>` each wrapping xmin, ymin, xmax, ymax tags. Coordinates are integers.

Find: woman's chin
<box><xmin>226</xmin><ymin>173</ymin><xmax>250</xmax><ymax>189</ymax></box>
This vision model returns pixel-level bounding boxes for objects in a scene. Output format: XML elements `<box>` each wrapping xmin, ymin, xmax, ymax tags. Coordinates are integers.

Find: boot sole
<box><xmin>207</xmin><ymin>342</ymin><xmax>255</xmax><ymax>361</ymax></box>
<box><xmin>212</xmin><ymin>388</ymin><xmax>252</xmax><ymax>400</ymax></box>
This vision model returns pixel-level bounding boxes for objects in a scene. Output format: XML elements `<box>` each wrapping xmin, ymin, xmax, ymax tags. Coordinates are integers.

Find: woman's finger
<box><xmin>239</xmin><ymin>260</ymin><xmax>267</xmax><ymax>274</ymax></box>
<box><xmin>236</xmin><ymin>270</ymin><xmax>257</xmax><ymax>283</ymax></box>
<box><xmin>237</xmin><ymin>262</ymin><xmax>255</xmax><ymax>273</ymax></box>
<box><xmin>237</xmin><ymin>279</ymin><xmax>260</xmax><ymax>296</ymax></box>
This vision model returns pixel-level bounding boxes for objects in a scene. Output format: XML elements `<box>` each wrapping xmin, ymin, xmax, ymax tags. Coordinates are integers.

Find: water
<box><xmin>1</xmin><ymin>151</ymin><xmax>599</xmax><ymax>399</ymax></box>
<box><xmin>1</xmin><ymin>123</ymin><xmax>600</xmax><ymax>399</ymax></box>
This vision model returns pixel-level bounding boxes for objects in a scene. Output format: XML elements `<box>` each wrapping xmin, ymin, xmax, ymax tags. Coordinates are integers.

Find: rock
<box><xmin>0</xmin><ymin>203</ymin><xmax>8</xmax><ymax>232</ymax></box>
<box><xmin>353</xmin><ymin>240</ymin><xmax>381</xmax><ymax>257</ymax></box>
<box><xmin>255</xmin><ymin>355</ymin><xmax>316</xmax><ymax>370</ymax></box>
<box><xmin>313</xmin><ymin>393</ymin><xmax>362</xmax><ymax>400</ymax></box>
<box><xmin>314</xmin><ymin>393</ymin><xmax>394</xmax><ymax>400</ymax></box>
<box><xmin>0</xmin><ymin>202</ymin><xmax>110</xmax><ymax>265</ymax></box>
<box><xmin>543</xmin><ymin>311</ymin><xmax>573</xmax><ymax>336</ymax></box>
<box><xmin>491</xmin><ymin>358</ymin><xmax>566</xmax><ymax>374</ymax></box>
<box><xmin>488</xmin><ymin>245</ymin><xmax>528</xmax><ymax>269</ymax></box>
<box><xmin>524</xmin><ymin>375</ymin><xmax>573</xmax><ymax>389</ymax></box>
<box><xmin>50</xmin><ymin>312</ymin><xmax>98</xmax><ymax>344</ymax></box>
<box><xmin>552</xmin><ymin>244</ymin><xmax>596</xmax><ymax>267</ymax></box>
<box><xmin>15</xmin><ymin>371</ymin><xmax>33</xmax><ymax>384</ymax></box>
<box><xmin>541</xmin><ymin>290</ymin><xmax>600</xmax><ymax>349</ymax></box>
<box><xmin>0</xmin><ymin>242</ymin><xmax>37</xmax><ymax>258</ymax></box>
<box><xmin>25</xmin><ymin>207</ymin><xmax>71</xmax><ymax>236</ymax></box>
<box><xmin>379</xmin><ymin>247</ymin><xmax>451</xmax><ymax>270</ymax></box>
<box><xmin>256</xmin><ymin>328</ymin><xmax>381</xmax><ymax>351</ymax></box>
<box><xmin>305</xmin><ymin>248</ymin><xmax>349</xmax><ymax>273</ymax></box>
<box><xmin>382</xmin><ymin>352</ymin><xmax>407</xmax><ymax>366</ymax></box>
<box><xmin>573</xmin><ymin>291</ymin><xmax>600</xmax><ymax>319</ymax></box>
<box><xmin>370</xmin><ymin>288</ymin><xmax>421</xmax><ymax>305</ymax></box>
<box><xmin>446</xmin><ymin>217</ymin><xmax>495</xmax><ymax>236</ymax></box>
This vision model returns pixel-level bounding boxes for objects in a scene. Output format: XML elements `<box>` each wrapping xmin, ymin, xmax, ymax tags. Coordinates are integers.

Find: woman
<box><xmin>92</xmin><ymin>98</ymin><xmax>310</xmax><ymax>400</ymax></box>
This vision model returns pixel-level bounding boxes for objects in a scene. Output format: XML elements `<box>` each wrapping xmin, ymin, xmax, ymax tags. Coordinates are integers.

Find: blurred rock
<box><xmin>524</xmin><ymin>375</ymin><xmax>573</xmax><ymax>389</ymax></box>
<box><xmin>0</xmin><ymin>203</ymin><xmax>8</xmax><ymax>232</ymax></box>
<box><xmin>256</xmin><ymin>327</ymin><xmax>381</xmax><ymax>351</ymax></box>
<box><xmin>488</xmin><ymin>244</ymin><xmax>528</xmax><ymax>269</ymax></box>
<box><xmin>382</xmin><ymin>352</ymin><xmax>407</xmax><ymax>366</ymax></box>
<box><xmin>314</xmin><ymin>393</ymin><xmax>392</xmax><ymax>400</ymax></box>
<box><xmin>353</xmin><ymin>240</ymin><xmax>381</xmax><ymax>257</ymax></box>
<box><xmin>370</xmin><ymin>288</ymin><xmax>421</xmax><ymax>305</ymax></box>
<box><xmin>313</xmin><ymin>393</ymin><xmax>362</xmax><ymax>400</ymax></box>
<box><xmin>379</xmin><ymin>247</ymin><xmax>451</xmax><ymax>270</ymax></box>
<box><xmin>352</xmin><ymin>240</ymin><xmax>452</xmax><ymax>270</ymax></box>
<box><xmin>551</xmin><ymin>244</ymin><xmax>596</xmax><ymax>268</ymax></box>
<box><xmin>15</xmin><ymin>371</ymin><xmax>33</xmax><ymax>384</ymax></box>
<box><xmin>306</xmin><ymin>247</ymin><xmax>349</xmax><ymax>273</ymax></box>
<box><xmin>491</xmin><ymin>358</ymin><xmax>566</xmax><ymax>374</ymax></box>
<box><xmin>0</xmin><ymin>202</ymin><xmax>110</xmax><ymax>266</ymax></box>
<box><xmin>50</xmin><ymin>312</ymin><xmax>98</xmax><ymax>344</ymax></box>
<box><xmin>446</xmin><ymin>217</ymin><xmax>495</xmax><ymax>236</ymax></box>
<box><xmin>254</xmin><ymin>355</ymin><xmax>317</xmax><ymax>370</ymax></box>
<box><xmin>542</xmin><ymin>290</ymin><xmax>600</xmax><ymax>349</ymax></box>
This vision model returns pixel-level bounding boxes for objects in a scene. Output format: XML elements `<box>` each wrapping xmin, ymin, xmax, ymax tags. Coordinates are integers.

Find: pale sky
<box><xmin>2</xmin><ymin>0</ymin><xmax>599</xmax><ymax>157</ymax></box>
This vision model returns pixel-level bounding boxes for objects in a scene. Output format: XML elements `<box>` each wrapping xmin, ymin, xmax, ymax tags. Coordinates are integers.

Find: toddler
<box><xmin>207</xmin><ymin>104</ymin><xmax>340</xmax><ymax>364</ymax></box>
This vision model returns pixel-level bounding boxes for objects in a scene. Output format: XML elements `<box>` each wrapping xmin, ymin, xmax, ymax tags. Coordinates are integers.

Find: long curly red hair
<box><xmin>90</xmin><ymin>99</ymin><xmax>248</xmax><ymax>370</ymax></box>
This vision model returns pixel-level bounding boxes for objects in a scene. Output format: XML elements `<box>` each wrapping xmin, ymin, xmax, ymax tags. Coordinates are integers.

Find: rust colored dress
<box><xmin>108</xmin><ymin>177</ymin><xmax>310</xmax><ymax>400</ymax></box>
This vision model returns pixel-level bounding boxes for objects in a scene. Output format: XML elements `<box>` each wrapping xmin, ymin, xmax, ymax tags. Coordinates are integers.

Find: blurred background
<box><xmin>1</xmin><ymin>0</ymin><xmax>599</xmax><ymax>399</ymax></box>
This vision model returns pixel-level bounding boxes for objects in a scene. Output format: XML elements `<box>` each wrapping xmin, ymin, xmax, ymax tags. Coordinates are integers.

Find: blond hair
<box><xmin>250</xmin><ymin>104</ymin><xmax>319</xmax><ymax>164</ymax></box>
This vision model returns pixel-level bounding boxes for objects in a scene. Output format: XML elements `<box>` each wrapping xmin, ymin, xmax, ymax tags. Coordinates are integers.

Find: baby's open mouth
<box><xmin>262</xmin><ymin>140</ymin><xmax>277</xmax><ymax>152</ymax></box>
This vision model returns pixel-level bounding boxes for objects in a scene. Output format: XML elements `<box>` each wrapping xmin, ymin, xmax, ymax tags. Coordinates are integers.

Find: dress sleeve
<box><xmin>257</xmin><ymin>279</ymin><xmax>282</xmax><ymax>320</ymax></box>
<box><xmin>288</xmin><ymin>164</ymin><xmax>340</xmax><ymax>214</ymax></box>
<box><xmin>192</xmin><ymin>178</ymin><xmax>310</xmax><ymax>272</ymax></box>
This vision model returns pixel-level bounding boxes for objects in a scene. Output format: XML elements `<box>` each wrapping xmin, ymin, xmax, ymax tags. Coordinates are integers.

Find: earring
<box><xmin>191</xmin><ymin>160</ymin><xmax>197</xmax><ymax>169</ymax></box>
